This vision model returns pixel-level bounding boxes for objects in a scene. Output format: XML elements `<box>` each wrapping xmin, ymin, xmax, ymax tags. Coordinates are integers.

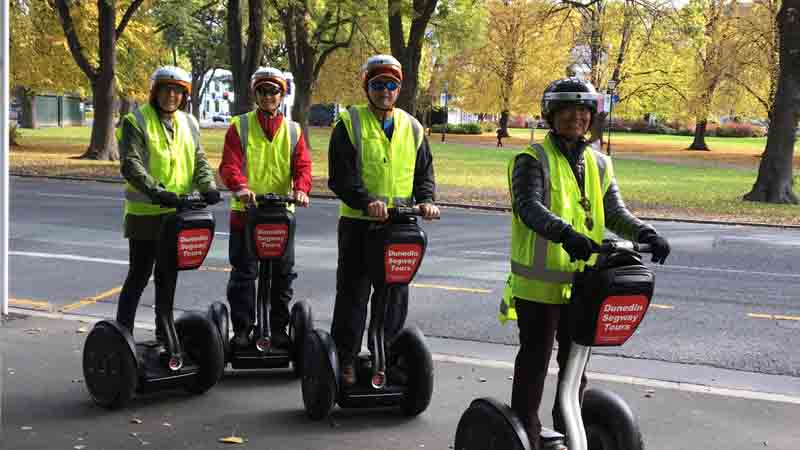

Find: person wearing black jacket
<box><xmin>328</xmin><ymin>55</ymin><xmax>439</xmax><ymax>387</ymax></box>
<box><xmin>504</xmin><ymin>78</ymin><xmax>670</xmax><ymax>450</ymax></box>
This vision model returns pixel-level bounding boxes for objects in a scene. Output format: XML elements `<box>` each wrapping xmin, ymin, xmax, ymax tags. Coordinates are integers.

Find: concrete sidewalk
<box><xmin>2</xmin><ymin>312</ymin><xmax>799</xmax><ymax>450</ymax></box>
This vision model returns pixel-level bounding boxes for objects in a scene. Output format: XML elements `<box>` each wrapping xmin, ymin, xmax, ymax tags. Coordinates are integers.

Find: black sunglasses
<box><xmin>369</xmin><ymin>80</ymin><xmax>400</xmax><ymax>92</ymax></box>
<box><xmin>256</xmin><ymin>86</ymin><xmax>282</xmax><ymax>96</ymax></box>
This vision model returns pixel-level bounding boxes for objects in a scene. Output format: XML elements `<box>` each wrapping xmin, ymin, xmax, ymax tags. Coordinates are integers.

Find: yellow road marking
<box><xmin>10</xmin><ymin>298</ymin><xmax>52</xmax><ymax>311</ymax></box>
<box><xmin>650</xmin><ymin>304</ymin><xmax>674</xmax><ymax>310</ymax></box>
<box><xmin>60</xmin><ymin>286</ymin><xmax>123</xmax><ymax>312</ymax></box>
<box><xmin>748</xmin><ymin>313</ymin><xmax>800</xmax><ymax>322</ymax></box>
<box><xmin>411</xmin><ymin>283</ymin><xmax>491</xmax><ymax>294</ymax></box>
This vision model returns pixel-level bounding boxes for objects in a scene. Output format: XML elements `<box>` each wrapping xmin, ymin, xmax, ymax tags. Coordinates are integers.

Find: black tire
<box><xmin>82</xmin><ymin>322</ymin><xmax>137</xmax><ymax>409</ymax></box>
<box><xmin>289</xmin><ymin>301</ymin><xmax>313</xmax><ymax>377</ymax></box>
<box><xmin>582</xmin><ymin>388</ymin><xmax>645</xmax><ymax>450</ymax></box>
<box><xmin>207</xmin><ymin>302</ymin><xmax>230</xmax><ymax>362</ymax></box>
<box><xmin>176</xmin><ymin>313</ymin><xmax>225</xmax><ymax>395</ymax></box>
<box><xmin>301</xmin><ymin>330</ymin><xmax>336</xmax><ymax>420</ymax></box>
<box><xmin>454</xmin><ymin>398</ymin><xmax>530</xmax><ymax>450</ymax></box>
<box><xmin>391</xmin><ymin>326</ymin><xmax>434</xmax><ymax>416</ymax></box>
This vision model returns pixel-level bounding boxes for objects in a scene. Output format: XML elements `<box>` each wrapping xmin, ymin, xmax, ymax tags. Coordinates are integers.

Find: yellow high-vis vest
<box><xmin>336</xmin><ymin>105</ymin><xmax>424</xmax><ymax>220</ymax></box>
<box><xmin>229</xmin><ymin>111</ymin><xmax>300</xmax><ymax>212</ymax></box>
<box><xmin>119</xmin><ymin>104</ymin><xmax>198</xmax><ymax>216</ymax></box>
<box><xmin>499</xmin><ymin>136</ymin><xmax>612</xmax><ymax>323</ymax></box>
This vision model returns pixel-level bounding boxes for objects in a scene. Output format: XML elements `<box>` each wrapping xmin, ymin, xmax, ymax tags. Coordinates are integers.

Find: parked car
<box><xmin>212</xmin><ymin>113</ymin><xmax>231</xmax><ymax>123</ymax></box>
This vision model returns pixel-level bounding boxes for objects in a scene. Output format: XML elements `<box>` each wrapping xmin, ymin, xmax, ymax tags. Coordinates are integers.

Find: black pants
<box><xmin>330</xmin><ymin>217</ymin><xmax>408</xmax><ymax>366</ymax></box>
<box><xmin>115</xmin><ymin>239</ymin><xmax>178</xmax><ymax>339</ymax></box>
<box><xmin>226</xmin><ymin>227</ymin><xmax>296</xmax><ymax>336</ymax></box>
<box><xmin>511</xmin><ymin>299</ymin><xmax>588</xmax><ymax>450</ymax></box>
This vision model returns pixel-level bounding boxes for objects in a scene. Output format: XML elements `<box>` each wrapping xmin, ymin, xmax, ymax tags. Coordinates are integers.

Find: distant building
<box><xmin>198</xmin><ymin>69</ymin><xmax>296</xmax><ymax>121</ymax></box>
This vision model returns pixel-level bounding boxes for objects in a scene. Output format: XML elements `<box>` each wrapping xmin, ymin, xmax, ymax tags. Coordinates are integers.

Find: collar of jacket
<box><xmin>547</xmin><ymin>131</ymin><xmax>589</xmax><ymax>164</ymax></box>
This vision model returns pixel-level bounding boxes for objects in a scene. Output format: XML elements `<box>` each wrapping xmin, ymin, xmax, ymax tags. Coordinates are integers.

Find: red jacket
<box><xmin>219</xmin><ymin>111</ymin><xmax>312</xmax><ymax>230</ymax></box>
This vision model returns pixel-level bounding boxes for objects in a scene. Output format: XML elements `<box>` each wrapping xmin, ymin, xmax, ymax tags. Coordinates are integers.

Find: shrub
<box><xmin>430</xmin><ymin>123</ymin><xmax>482</xmax><ymax>134</ymax></box>
<box><xmin>479</xmin><ymin>121</ymin><xmax>498</xmax><ymax>132</ymax></box>
<box><xmin>717</xmin><ymin>123</ymin><xmax>767</xmax><ymax>138</ymax></box>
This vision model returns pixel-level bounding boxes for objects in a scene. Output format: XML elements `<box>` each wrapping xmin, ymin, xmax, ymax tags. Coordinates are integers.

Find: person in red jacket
<box><xmin>219</xmin><ymin>67</ymin><xmax>312</xmax><ymax>349</ymax></box>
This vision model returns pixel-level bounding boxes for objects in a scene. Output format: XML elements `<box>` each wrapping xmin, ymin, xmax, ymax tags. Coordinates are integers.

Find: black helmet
<box><xmin>541</xmin><ymin>77</ymin><xmax>600</xmax><ymax>127</ymax></box>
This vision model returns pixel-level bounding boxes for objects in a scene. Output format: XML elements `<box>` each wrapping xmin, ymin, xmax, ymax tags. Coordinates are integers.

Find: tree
<box><xmin>53</xmin><ymin>0</ymin><xmax>147</xmax><ymax>160</ymax></box>
<box><xmin>271</xmin><ymin>0</ymin><xmax>359</xmax><ymax>138</ymax></box>
<box><xmin>388</xmin><ymin>0</ymin><xmax>439</xmax><ymax>115</ymax></box>
<box><xmin>227</xmin><ymin>0</ymin><xmax>265</xmax><ymax>115</ymax></box>
<box><xmin>743</xmin><ymin>0</ymin><xmax>800</xmax><ymax>204</ymax></box>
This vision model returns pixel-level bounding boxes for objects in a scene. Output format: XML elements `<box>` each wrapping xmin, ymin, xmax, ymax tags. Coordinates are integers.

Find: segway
<box><xmin>454</xmin><ymin>240</ymin><xmax>655</xmax><ymax>450</ymax></box>
<box><xmin>83</xmin><ymin>193</ymin><xmax>225</xmax><ymax>409</ymax></box>
<box><xmin>302</xmin><ymin>207</ymin><xmax>436</xmax><ymax>419</ymax></box>
<box><xmin>207</xmin><ymin>193</ymin><xmax>313</xmax><ymax>376</ymax></box>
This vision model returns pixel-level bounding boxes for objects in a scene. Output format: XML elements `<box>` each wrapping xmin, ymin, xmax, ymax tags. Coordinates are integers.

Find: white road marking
<box><xmin>663</xmin><ymin>265</ymin><xmax>800</xmax><ymax>279</ymax></box>
<box><xmin>37</xmin><ymin>193</ymin><xmax>121</xmax><ymax>201</ymax></box>
<box><xmin>10</xmin><ymin>307</ymin><xmax>800</xmax><ymax>405</ymax></box>
<box><xmin>10</xmin><ymin>251</ymin><xmax>128</xmax><ymax>265</ymax></box>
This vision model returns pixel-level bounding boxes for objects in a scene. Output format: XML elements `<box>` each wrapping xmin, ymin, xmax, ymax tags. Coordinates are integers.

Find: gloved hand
<box><xmin>639</xmin><ymin>231</ymin><xmax>671</xmax><ymax>264</ymax></box>
<box><xmin>560</xmin><ymin>227</ymin><xmax>597</xmax><ymax>262</ymax></box>
<box><xmin>202</xmin><ymin>190</ymin><xmax>222</xmax><ymax>205</ymax></box>
<box><xmin>154</xmin><ymin>190</ymin><xmax>179</xmax><ymax>208</ymax></box>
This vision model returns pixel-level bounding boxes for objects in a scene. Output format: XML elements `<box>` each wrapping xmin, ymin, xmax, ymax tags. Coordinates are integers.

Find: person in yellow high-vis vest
<box><xmin>116</xmin><ymin>66</ymin><xmax>221</xmax><ymax>340</ymax></box>
<box><xmin>219</xmin><ymin>67</ymin><xmax>312</xmax><ymax>350</ymax></box>
<box><xmin>328</xmin><ymin>54</ymin><xmax>440</xmax><ymax>387</ymax></box>
<box><xmin>501</xmin><ymin>78</ymin><xmax>671</xmax><ymax>450</ymax></box>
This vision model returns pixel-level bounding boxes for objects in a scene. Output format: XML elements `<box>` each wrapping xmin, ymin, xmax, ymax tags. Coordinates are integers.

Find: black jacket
<box><xmin>327</xmin><ymin>118</ymin><xmax>436</xmax><ymax>211</ymax></box>
<box><xmin>511</xmin><ymin>133</ymin><xmax>655</xmax><ymax>243</ymax></box>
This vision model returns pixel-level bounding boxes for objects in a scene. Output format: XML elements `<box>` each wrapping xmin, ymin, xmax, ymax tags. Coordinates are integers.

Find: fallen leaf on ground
<box><xmin>74</xmin><ymin>445</ymin><xmax>87</xmax><ymax>450</ymax></box>
<box><xmin>77</xmin><ymin>327</ymin><xmax>89</xmax><ymax>333</ymax></box>
<box><xmin>162</xmin><ymin>422</ymin><xmax>172</xmax><ymax>427</ymax></box>
<box><xmin>130</xmin><ymin>418</ymin><xmax>143</xmax><ymax>424</ymax></box>
<box><xmin>25</xmin><ymin>328</ymin><xmax>43</xmax><ymax>335</ymax></box>
<box><xmin>219</xmin><ymin>436</ymin><xmax>246</xmax><ymax>444</ymax></box>
<box><xmin>21</xmin><ymin>426</ymin><xmax>32</xmax><ymax>431</ymax></box>
<box><xmin>478</xmin><ymin>377</ymin><xmax>487</xmax><ymax>382</ymax></box>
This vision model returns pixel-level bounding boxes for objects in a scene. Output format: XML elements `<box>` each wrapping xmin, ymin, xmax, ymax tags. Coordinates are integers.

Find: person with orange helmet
<box><xmin>219</xmin><ymin>66</ymin><xmax>312</xmax><ymax>349</ymax></box>
<box><xmin>115</xmin><ymin>65</ymin><xmax>220</xmax><ymax>339</ymax></box>
<box><xmin>327</xmin><ymin>54</ymin><xmax>439</xmax><ymax>387</ymax></box>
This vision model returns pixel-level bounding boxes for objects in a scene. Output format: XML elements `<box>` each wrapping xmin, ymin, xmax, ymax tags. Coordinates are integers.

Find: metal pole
<box><xmin>607</xmin><ymin>100</ymin><xmax>613</xmax><ymax>156</ymax></box>
<box><xmin>1</xmin><ymin>0</ymin><xmax>10</xmax><ymax>316</ymax></box>
<box><xmin>441</xmin><ymin>82</ymin><xmax>448</xmax><ymax>143</ymax></box>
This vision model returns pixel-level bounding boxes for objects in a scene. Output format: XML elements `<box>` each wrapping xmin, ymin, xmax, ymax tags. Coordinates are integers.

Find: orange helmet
<box><xmin>361</xmin><ymin>54</ymin><xmax>403</xmax><ymax>90</ymax></box>
<box><xmin>251</xmin><ymin>67</ymin><xmax>288</xmax><ymax>94</ymax></box>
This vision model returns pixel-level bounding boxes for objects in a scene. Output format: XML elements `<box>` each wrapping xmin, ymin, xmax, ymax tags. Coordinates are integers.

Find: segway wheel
<box><xmin>289</xmin><ymin>300</ymin><xmax>313</xmax><ymax>377</ymax></box>
<box><xmin>176</xmin><ymin>313</ymin><xmax>225</xmax><ymax>395</ymax></box>
<box><xmin>207</xmin><ymin>302</ymin><xmax>231</xmax><ymax>362</ymax></box>
<box><xmin>301</xmin><ymin>329</ymin><xmax>337</xmax><ymax>420</ymax></box>
<box><xmin>454</xmin><ymin>398</ymin><xmax>531</xmax><ymax>450</ymax></box>
<box><xmin>82</xmin><ymin>322</ymin><xmax>137</xmax><ymax>409</ymax></box>
<box><xmin>582</xmin><ymin>388</ymin><xmax>645</xmax><ymax>450</ymax></box>
<box><xmin>391</xmin><ymin>326</ymin><xmax>433</xmax><ymax>416</ymax></box>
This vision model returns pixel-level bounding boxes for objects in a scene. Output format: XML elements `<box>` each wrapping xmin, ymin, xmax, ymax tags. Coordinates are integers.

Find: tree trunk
<box><xmin>389</xmin><ymin>0</ymin><xmax>438</xmax><ymax>116</ymax></box>
<box><xmin>116</xmin><ymin>96</ymin><xmax>135</xmax><ymax>127</ymax></box>
<box><xmin>688</xmin><ymin>118</ymin><xmax>710</xmax><ymax>151</ymax></box>
<box><xmin>83</xmin><ymin>74</ymin><xmax>118</xmax><ymax>160</ymax></box>
<box><xmin>395</xmin><ymin>46</ymin><xmax>422</xmax><ymax>115</ymax></box>
<box><xmin>744</xmin><ymin>0</ymin><xmax>800</xmax><ymax>204</ymax></box>
<box><xmin>291</xmin><ymin>78</ymin><xmax>314</xmax><ymax>144</ymax></box>
<box><xmin>227</xmin><ymin>0</ymin><xmax>263</xmax><ymax>115</ymax></box>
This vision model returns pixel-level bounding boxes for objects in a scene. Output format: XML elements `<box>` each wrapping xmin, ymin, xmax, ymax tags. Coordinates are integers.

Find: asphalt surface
<box><xmin>7</xmin><ymin>177</ymin><xmax>800</xmax><ymax>376</ymax></box>
<box><xmin>3</xmin><ymin>177</ymin><xmax>800</xmax><ymax>449</ymax></box>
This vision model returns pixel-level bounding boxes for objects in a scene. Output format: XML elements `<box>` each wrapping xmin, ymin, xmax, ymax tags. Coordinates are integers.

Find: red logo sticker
<box><xmin>593</xmin><ymin>295</ymin><xmax>649</xmax><ymax>346</ymax></box>
<box><xmin>385</xmin><ymin>243</ymin><xmax>423</xmax><ymax>284</ymax></box>
<box><xmin>254</xmin><ymin>224</ymin><xmax>288</xmax><ymax>259</ymax></box>
<box><xmin>176</xmin><ymin>228</ymin><xmax>212</xmax><ymax>269</ymax></box>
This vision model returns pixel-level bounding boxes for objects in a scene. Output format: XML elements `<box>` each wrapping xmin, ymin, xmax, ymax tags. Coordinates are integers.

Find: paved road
<box><xmin>7</xmin><ymin>177</ymin><xmax>800</xmax><ymax>379</ymax></box>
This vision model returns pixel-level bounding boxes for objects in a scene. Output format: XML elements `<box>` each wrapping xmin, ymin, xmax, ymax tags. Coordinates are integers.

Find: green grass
<box><xmin>14</xmin><ymin>125</ymin><xmax>800</xmax><ymax>223</ymax></box>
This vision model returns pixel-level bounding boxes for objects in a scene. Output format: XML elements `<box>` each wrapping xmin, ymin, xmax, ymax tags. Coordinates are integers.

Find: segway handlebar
<box><xmin>176</xmin><ymin>192</ymin><xmax>209</xmax><ymax>211</ymax></box>
<box><xmin>595</xmin><ymin>240</ymin><xmax>652</xmax><ymax>255</ymax></box>
<box><xmin>253</xmin><ymin>193</ymin><xmax>296</xmax><ymax>207</ymax></box>
<box><xmin>388</xmin><ymin>206</ymin><xmax>441</xmax><ymax>220</ymax></box>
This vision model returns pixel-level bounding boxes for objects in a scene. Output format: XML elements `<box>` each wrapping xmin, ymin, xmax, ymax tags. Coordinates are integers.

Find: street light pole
<box><xmin>606</xmin><ymin>80</ymin><xmax>617</xmax><ymax>157</ymax></box>
<box><xmin>441</xmin><ymin>81</ymin><xmax>448</xmax><ymax>143</ymax></box>
<box><xmin>1</xmin><ymin>0</ymin><xmax>9</xmax><ymax>316</ymax></box>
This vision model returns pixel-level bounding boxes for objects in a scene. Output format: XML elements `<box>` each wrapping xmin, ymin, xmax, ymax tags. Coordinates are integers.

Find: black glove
<box><xmin>560</xmin><ymin>227</ymin><xmax>597</xmax><ymax>262</ymax></box>
<box><xmin>202</xmin><ymin>190</ymin><xmax>222</xmax><ymax>205</ymax></box>
<box><xmin>154</xmin><ymin>190</ymin><xmax>179</xmax><ymax>208</ymax></box>
<box><xmin>639</xmin><ymin>231</ymin><xmax>670</xmax><ymax>264</ymax></box>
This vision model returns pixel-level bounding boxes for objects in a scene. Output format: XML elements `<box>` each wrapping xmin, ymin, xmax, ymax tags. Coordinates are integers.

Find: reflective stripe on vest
<box><xmin>338</xmin><ymin>105</ymin><xmax>418</xmax><ymax>219</ymax></box>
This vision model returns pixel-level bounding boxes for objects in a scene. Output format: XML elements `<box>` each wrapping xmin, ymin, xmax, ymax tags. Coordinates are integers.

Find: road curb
<box><xmin>12</xmin><ymin>172</ymin><xmax>800</xmax><ymax>230</ymax></box>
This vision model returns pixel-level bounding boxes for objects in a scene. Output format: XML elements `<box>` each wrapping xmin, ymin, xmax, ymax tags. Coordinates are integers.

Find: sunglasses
<box><xmin>579</xmin><ymin>196</ymin><xmax>594</xmax><ymax>231</ymax></box>
<box><xmin>160</xmin><ymin>85</ymin><xmax>185</xmax><ymax>96</ymax></box>
<box><xmin>369</xmin><ymin>80</ymin><xmax>400</xmax><ymax>92</ymax></box>
<box><xmin>256</xmin><ymin>86</ymin><xmax>282</xmax><ymax>96</ymax></box>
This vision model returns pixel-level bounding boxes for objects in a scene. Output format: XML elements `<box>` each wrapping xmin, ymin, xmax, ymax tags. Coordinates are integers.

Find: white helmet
<box><xmin>361</xmin><ymin>54</ymin><xmax>403</xmax><ymax>89</ymax></box>
<box><xmin>250</xmin><ymin>67</ymin><xmax>288</xmax><ymax>94</ymax></box>
<box><xmin>149</xmin><ymin>66</ymin><xmax>192</xmax><ymax>96</ymax></box>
